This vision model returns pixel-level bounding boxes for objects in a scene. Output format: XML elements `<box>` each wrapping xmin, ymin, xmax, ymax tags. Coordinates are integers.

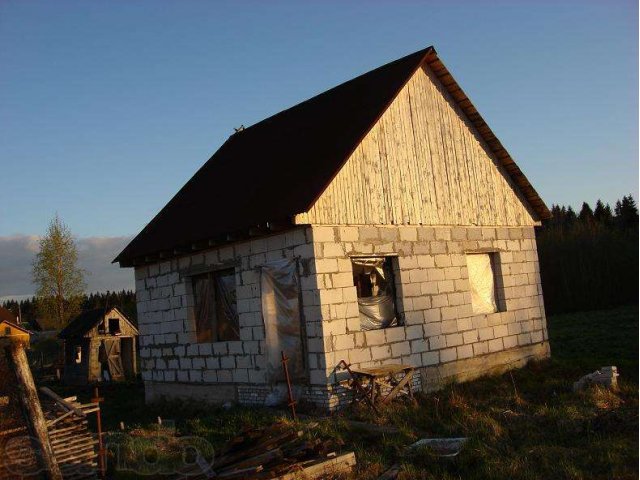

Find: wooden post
<box><xmin>4</xmin><ymin>341</ymin><xmax>63</xmax><ymax>480</ymax></box>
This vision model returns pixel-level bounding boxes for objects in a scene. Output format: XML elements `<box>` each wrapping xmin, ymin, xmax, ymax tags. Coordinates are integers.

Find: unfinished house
<box><xmin>59</xmin><ymin>307</ymin><xmax>138</xmax><ymax>385</ymax></box>
<box><xmin>115</xmin><ymin>46</ymin><xmax>551</xmax><ymax>410</ymax></box>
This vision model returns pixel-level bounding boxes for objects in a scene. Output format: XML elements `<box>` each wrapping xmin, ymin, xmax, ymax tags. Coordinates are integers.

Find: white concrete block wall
<box><xmin>307</xmin><ymin>225</ymin><xmax>548</xmax><ymax>408</ymax></box>
<box><xmin>135</xmin><ymin>226</ymin><xmax>333</xmax><ymax>405</ymax></box>
<box><xmin>134</xmin><ymin>223</ymin><xmax>549</xmax><ymax>410</ymax></box>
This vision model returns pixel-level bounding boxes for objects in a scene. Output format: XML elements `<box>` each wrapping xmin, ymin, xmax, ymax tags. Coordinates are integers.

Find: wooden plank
<box><xmin>40</xmin><ymin>387</ymin><xmax>86</xmax><ymax>418</ymax></box>
<box><xmin>273</xmin><ymin>452</ymin><xmax>356</xmax><ymax>480</ymax></box>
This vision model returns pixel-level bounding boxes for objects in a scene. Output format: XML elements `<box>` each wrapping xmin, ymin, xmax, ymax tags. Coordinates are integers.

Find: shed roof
<box><xmin>115</xmin><ymin>46</ymin><xmax>549</xmax><ymax>267</ymax></box>
<box><xmin>58</xmin><ymin>307</ymin><xmax>137</xmax><ymax>339</ymax></box>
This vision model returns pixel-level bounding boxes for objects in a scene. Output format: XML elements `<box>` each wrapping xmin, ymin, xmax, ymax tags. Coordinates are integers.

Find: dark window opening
<box><xmin>108</xmin><ymin>318</ymin><xmax>121</xmax><ymax>335</ymax></box>
<box><xmin>98</xmin><ymin>320</ymin><xmax>106</xmax><ymax>334</ymax></box>
<box><xmin>352</xmin><ymin>257</ymin><xmax>400</xmax><ymax>330</ymax></box>
<box><xmin>192</xmin><ymin>268</ymin><xmax>239</xmax><ymax>342</ymax></box>
<box><xmin>4</xmin><ymin>326</ymin><xmax>11</xmax><ymax>335</ymax></box>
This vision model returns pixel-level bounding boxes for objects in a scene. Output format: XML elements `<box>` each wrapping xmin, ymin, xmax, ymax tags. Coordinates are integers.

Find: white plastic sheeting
<box><xmin>466</xmin><ymin>254</ymin><xmax>497</xmax><ymax>314</ymax></box>
<box><xmin>260</xmin><ymin>258</ymin><xmax>305</xmax><ymax>383</ymax></box>
<box><xmin>352</xmin><ymin>257</ymin><xmax>398</xmax><ymax>330</ymax></box>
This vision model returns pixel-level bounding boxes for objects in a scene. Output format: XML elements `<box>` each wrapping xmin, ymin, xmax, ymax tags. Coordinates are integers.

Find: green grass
<box><xmin>56</xmin><ymin>306</ymin><xmax>638</xmax><ymax>479</ymax></box>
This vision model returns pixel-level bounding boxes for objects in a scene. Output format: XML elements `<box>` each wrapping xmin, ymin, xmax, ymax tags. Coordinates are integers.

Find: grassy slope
<box><xmin>67</xmin><ymin>306</ymin><xmax>638</xmax><ymax>479</ymax></box>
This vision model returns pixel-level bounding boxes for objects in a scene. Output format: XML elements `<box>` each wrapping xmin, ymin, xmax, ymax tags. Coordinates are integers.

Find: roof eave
<box><xmin>423</xmin><ymin>51</ymin><xmax>551</xmax><ymax>220</ymax></box>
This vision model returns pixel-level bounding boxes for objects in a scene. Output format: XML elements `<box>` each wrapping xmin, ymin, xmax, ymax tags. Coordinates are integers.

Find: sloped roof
<box><xmin>116</xmin><ymin>46</ymin><xmax>549</xmax><ymax>267</ymax></box>
<box><xmin>0</xmin><ymin>319</ymin><xmax>31</xmax><ymax>335</ymax></box>
<box><xmin>0</xmin><ymin>306</ymin><xmax>16</xmax><ymax>324</ymax></box>
<box><xmin>58</xmin><ymin>307</ymin><xmax>137</xmax><ymax>339</ymax></box>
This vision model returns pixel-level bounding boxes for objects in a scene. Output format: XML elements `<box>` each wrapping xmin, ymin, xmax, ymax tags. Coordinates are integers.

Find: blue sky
<box><xmin>0</xmin><ymin>1</ymin><xmax>637</xmax><ymax>284</ymax></box>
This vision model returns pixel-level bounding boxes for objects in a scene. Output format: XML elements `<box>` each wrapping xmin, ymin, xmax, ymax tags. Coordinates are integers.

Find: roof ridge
<box><xmin>239</xmin><ymin>46</ymin><xmax>435</xmax><ymax>135</ymax></box>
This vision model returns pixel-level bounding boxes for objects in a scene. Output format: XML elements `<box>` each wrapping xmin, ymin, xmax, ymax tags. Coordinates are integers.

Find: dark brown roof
<box><xmin>0</xmin><ymin>306</ymin><xmax>16</xmax><ymax>324</ymax></box>
<box><xmin>116</xmin><ymin>46</ymin><xmax>549</xmax><ymax>267</ymax></box>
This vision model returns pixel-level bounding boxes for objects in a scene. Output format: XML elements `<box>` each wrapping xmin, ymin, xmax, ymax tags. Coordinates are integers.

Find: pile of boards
<box><xmin>0</xmin><ymin>388</ymin><xmax>99</xmax><ymax>480</ymax></box>
<box><xmin>40</xmin><ymin>388</ymin><xmax>100</xmax><ymax>480</ymax></box>
<box><xmin>174</xmin><ymin>422</ymin><xmax>356</xmax><ymax>480</ymax></box>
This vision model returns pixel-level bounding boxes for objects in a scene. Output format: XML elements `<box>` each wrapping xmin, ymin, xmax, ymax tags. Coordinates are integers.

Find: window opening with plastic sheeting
<box><xmin>192</xmin><ymin>268</ymin><xmax>240</xmax><ymax>342</ymax></box>
<box><xmin>466</xmin><ymin>253</ymin><xmax>499</xmax><ymax>314</ymax></box>
<box><xmin>260</xmin><ymin>258</ymin><xmax>305</xmax><ymax>383</ymax></box>
<box><xmin>351</xmin><ymin>256</ymin><xmax>399</xmax><ymax>330</ymax></box>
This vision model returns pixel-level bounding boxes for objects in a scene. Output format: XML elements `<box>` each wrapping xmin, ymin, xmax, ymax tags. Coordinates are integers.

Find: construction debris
<box><xmin>40</xmin><ymin>390</ymin><xmax>102</xmax><ymax>480</ymax></box>
<box><xmin>173</xmin><ymin>422</ymin><xmax>355</xmax><ymax>480</ymax></box>
<box><xmin>407</xmin><ymin>437</ymin><xmax>469</xmax><ymax>457</ymax></box>
<box><xmin>573</xmin><ymin>366</ymin><xmax>619</xmax><ymax>392</ymax></box>
<box><xmin>1</xmin><ymin>340</ymin><xmax>101</xmax><ymax>480</ymax></box>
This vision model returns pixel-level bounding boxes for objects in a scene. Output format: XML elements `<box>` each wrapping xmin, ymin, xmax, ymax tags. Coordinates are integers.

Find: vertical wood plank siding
<box><xmin>296</xmin><ymin>65</ymin><xmax>538</xmax><ymax>227</ymax></box>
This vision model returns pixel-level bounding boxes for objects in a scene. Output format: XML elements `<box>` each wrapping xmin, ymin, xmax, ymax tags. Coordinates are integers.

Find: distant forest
<box><xmin>537</xmin><ymin>195</ymin><xmax>639</xmax><ymax>314</ymax></box>
<box><xmin>2</xmin><ymin>290</ymin><xmax>137</xmax><ymax>330</ymax></box>
<box><xmin>2</xmin><ymin>195</ymin><xmax>637</xmax><ymax>328</ymax></box>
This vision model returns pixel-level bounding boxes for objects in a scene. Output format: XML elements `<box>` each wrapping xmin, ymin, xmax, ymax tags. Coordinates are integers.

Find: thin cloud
<box><xmin>0</xmin><ymin>235</ymin><xmax>135</xmax><ymax>299</ymax></box>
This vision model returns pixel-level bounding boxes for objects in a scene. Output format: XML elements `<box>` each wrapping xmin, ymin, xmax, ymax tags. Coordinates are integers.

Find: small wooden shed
<box><xmin>0</xmin><ymin>319</ymin><xmax>30</xmax><ymax>346</ymax></box>
<box><xmin>59</xmin><ymin>307</ymin><xmax>138</xmax><ymax>385</ymax></box>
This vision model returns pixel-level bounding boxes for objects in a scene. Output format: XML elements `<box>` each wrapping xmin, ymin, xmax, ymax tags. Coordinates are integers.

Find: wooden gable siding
<box><xmin>295</xmin><ymin>64</ymin><xmax>539</xmax><ymax>227</ymax></box>
<box><xmin>86</xmin><ymin>309</ymin><xmax>137</xmax><ymax>338</ymax></box>
<box><xmin>0</xmin><ymin>320</ymin><xmax>29</xmax><ymax>344</ymax></box>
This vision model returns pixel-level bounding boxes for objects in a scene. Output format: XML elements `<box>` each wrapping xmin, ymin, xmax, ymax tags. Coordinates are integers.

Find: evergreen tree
<box><xmin>616</xmin><ymin>195</ymin><xmax>639</xmax><ymax>229</ymax></box>
<box><xmin>578</xmin><ymin>202</ymin><xmax>595</xmax><ymax>229</ymax></box>
<box><xmin>594</xmin><ymin>199</ymin><xmax>613</xmax><ymax>227</ymax></box>
<box><xmin>565</xmin><ymin>206</ymin><xmax>577</xmax><ymax>227</ymax></box>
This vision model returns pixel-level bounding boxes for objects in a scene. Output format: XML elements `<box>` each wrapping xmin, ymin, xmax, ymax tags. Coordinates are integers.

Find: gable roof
<box><xmin>0</xmin><ymin>319</ymin><xmax>31</xmax><ymax>335</ymax></box>
<box><xmin>116</xmin><ymin>46</ymin><xmax>549</xmax><ymax>267</ymax></box>
<box><xmin>58</xmin><ymin>307</ymin><xmax>137</xmax><ymax>339</ymax></box>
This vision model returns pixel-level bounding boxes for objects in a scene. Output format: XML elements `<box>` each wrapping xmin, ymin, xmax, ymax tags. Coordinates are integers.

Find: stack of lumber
<box><xmin>174</xmin><ymin>422</ymin><xmax>356</xmax><ymax>480</ymax></box>
<box><xmin>0</xmin><ymin>388</ymin><xmax>99</xmax><ymax>480</ymax></box>
<box><xmin>40</xmin><ymin>388</ymin><xmax>99</xmax><ymax>480</ymax></box>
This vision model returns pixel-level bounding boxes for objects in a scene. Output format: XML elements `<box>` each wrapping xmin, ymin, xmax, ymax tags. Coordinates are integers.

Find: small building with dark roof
<box><xmin>0</xmin><ymin>319</ymin><xmax>30</xmax><ymax>349</ymax></box>
<box><xmin>58</xmin><ymin>307</ymin><xmax>138</xmax><ymax>385</ymax></box>
<box><xmin>116</xmin><ymin>46</ymin><xmax>551</xmax><ymax>410</ymax></box>
<box><xmin>0</xmin><ymin>306</ymin><xmax>30</xmax><ymax>348</ymax></box>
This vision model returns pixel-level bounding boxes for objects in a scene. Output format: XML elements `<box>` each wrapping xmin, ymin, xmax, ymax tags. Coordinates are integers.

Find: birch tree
<box><xmin>32</xmin><ymin>215</ymin><xmax>86</xmax><ymax>329</ymax></box>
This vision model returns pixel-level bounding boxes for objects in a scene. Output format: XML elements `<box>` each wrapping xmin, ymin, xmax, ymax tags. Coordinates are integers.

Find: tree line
<box><xmin>1</xmin><ymin>290</ymin><xmax>137</xmax><ymax>331</ymax></box>
<box><xmin>537</xmin><ymin>195</ymin><xmax>639</xmax><ymax>314</ymax></box>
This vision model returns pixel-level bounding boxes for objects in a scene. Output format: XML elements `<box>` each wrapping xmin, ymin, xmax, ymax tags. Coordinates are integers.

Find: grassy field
<box><xmin>59</xmin><ymin>306</ymin><xmax>638</xmax><ymax>479</ymax></box>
